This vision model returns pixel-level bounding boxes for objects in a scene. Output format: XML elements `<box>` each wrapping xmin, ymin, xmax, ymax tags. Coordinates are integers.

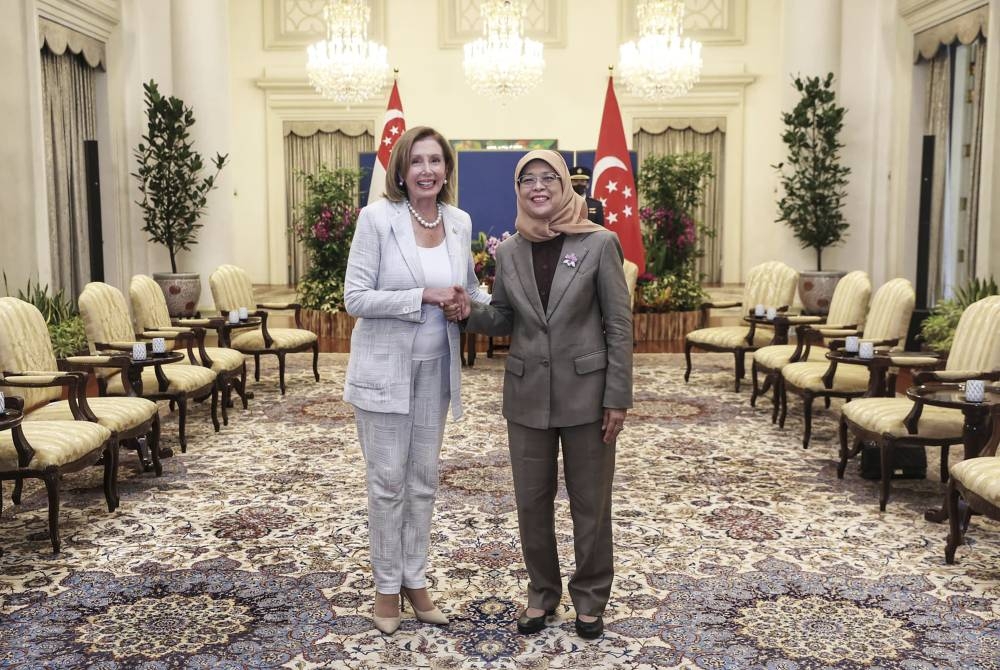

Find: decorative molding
<box><xmin>438</xmin><ymin>0</ymin><xmax>566</xmax><ymax>48</ymax></box>
<box><xmin>620</xmin><ymin>0</ymin><xmax>746</xmax><ymax>46</ymax></box>
<box><xmin>36</xmin><ymin>0</ymin><xmax>119</xmax><ymax>42</ymax></box>
<box><xmin>263</xmin><ymin>0</ymin><xmax>386</xmax><ymax>50</ymax></box>
<box><xmin>898</xmin><ymin>0</ymin><xmax>988</xmax><ymax>33</ymax></box>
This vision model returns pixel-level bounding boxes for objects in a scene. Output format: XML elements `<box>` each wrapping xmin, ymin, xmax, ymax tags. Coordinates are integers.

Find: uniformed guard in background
<box><xmin>569</xmin><ymin>165</ymin><xmax>604</xmax><ymax>225</ymax></box>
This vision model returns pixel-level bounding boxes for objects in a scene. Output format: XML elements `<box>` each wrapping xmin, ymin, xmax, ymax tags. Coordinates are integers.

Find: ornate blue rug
<box><xmin>1</xmin><ymin>353</ymin><xmax>998</xmax><ymax>669</ymax></box>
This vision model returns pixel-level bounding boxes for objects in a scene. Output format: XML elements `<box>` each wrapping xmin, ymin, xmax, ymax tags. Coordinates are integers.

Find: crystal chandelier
<box><xmin>463</xmin><ymin>0</ymin><xmax>545</xmax><ymax>100</ymax></box>
<box><xmin>618</xmin><ymin>0</ymin><xmax>703</xmax><ymax>100</ymax></box>
<box><xmin>306</xmin><ymin>0</ymin><xmax>390</xmax><ymax>104</ymax></box>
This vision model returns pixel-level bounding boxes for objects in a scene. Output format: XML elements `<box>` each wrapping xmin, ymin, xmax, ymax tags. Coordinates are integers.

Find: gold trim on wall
<box><xmin>437</xmin><ymin>0</ymin><xmax>566</xmax><ymax>48</ymax></box>
<box><xmin>619</xmin><ymin>0</ymin><xmax>746</xmax><ymax>46</ymax></box>
<box><xmin>263</xmin><ymin>0</ymin><xmax>386</xmax><ymax>50</ymax></box>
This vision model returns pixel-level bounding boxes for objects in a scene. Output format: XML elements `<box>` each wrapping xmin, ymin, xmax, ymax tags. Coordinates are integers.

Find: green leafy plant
<box><xmin>292</xmin><ymin>166</ymin><xmax>363</xmax><ymax>312</ymax></box>
<box><xmin>774</xmin><ymin>73</ymin><xmax>851</xmax><ymax>271</ymax></box>
<box><xmin>2</xmin><ymin>274</ymin><xmax>87</xmax><ymax>357</ymax></box>
<box><xmin>132</xmin><ymin>80</ymin><xmax>229</xmax><ymax>273</ymax></box>
<box><xmin>919</xmin><ymin>277</ymin><xmax>999</xmax><ymax>353</ymax></box>
<box><xmin>636</xmin><ymin>152</ymin><xmax>713</xmax><ymax>311</ymax></box>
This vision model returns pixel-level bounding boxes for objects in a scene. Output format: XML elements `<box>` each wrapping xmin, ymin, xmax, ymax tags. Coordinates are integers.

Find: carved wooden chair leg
<box><xmin>778</xmin><ymin>383</ymin><xmax>789</xmax><ymax>428</ymax></box>
<box><xmin>771</xmin><ymin>377</ymin><xmax>782</xmax><ymax>424</ymax></box>
<box><xmin>750</xmin><ymin>361</ymin><xmax>760</xmax><ymax>407</ymax></box>
<box><xmin>939</xmin><ymin>445</ymin><xmax>950</xmax><ymax>483</ymax></box>
<box><xmin>733</xmin><ymin>350</ymin><xmax>745</xmax><ymax>392</ymax></box>
<box><xmin>683</xmin><ymin>340</ymin><xmax>694</xmax><ymax>383</ymax></box>
<box><xmin>312</xmin><ymin>341</ymin><xmax>320</xmax><ymax>381</ymax></box>
<box><xmin>149</xmin><ymin>414</ymin><xmax>163</xmax><ymax>477</ymax></box>
<box><xmin>254</xmin><ymin>354</ymin><xmax>261</xmax><ymax>381</ymax></box>
<box><xmin>210</xmin><ymin>387</ymin><xmax>220</xmax><ymax>432</ymax></box>
<box><xmin>103</xmin><ymin>441</ymin><xmax>119</xmax><ymax>512</ymax></box>
<box><xmin>837</xmin><ymin>416</ymin><xmax>850</xmax><ymax>478</ymax></box>
<box><xmin>13</xmin><ymin>477</ymin><xmax>24</xmax><ymax>504</ymax></box>
<box><xmin>802</xmin><ymin>393</ymin><xmax>814</xmax><ymax>448</ymax></box>
<box><xmin>278</xmin><ymin>352</ymin><xmax>288</xmax><ymax>395</ymax></box>
<box><xmin>945</xmin><ymin>479</ymin><xmax>962</xmax><ymax>564</ymax></box>
<box><xmin>43</xmin><ymin>471</ymin><xmax>61</xmax><ymax>553</ymax></box>
<box><xmin>219</xmin><ymin>377</ymin><xmax>230</xmax><ymax>427</ymax></box>
<box><xmin>177</xmin><ymin>397</ymin><xmax>189</xmax><ymax>453</ymax></box>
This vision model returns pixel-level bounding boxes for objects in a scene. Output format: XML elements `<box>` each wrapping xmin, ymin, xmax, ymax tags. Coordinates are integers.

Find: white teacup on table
<box><xmin>858</xmin><ymin>341</ymin><xmax>875</xmax><ymax>359</ymax></box>
<box><xmin>965</xmin><ymin>379</ymin><xmax>986</xmax><ymax>403</ymax></box>
<box><xmin>229</xmin><ymin>310</ymin><xmax>240</xmax><ymax>324</ymax></box>
<box><xmin>238</xmin><ymin>306</ymin><xmax>249</xmax><ymax>321</ymax></box>
<box><xmin>132</xmin><ymin>342</ymin><xmax>147</xmax><ymax>361</ymax></box>
<box><xmin>844</xmin><ymin>335</ymin><xmax>860</xmax><ymax>353</ymax></box>
<box><xmin>766</xmin><ymin>307</ymin><xmax>777</xmax><ymax>321</ymax></box>
<box><xmin>151</xmin><ymin>337</ymin><xmax>166</xmax><ymax>354</ymax></box>
<box><xmin>754</xmin><ymin>304</ymin><xmax>765</xmax><ymax>317</ymax></box>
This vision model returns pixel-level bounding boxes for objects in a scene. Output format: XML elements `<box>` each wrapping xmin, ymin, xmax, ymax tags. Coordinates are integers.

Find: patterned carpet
<box><xmin>1</xmin><ymin>352</ymin><xmax>999</xmax><ymax>669</ymax></box>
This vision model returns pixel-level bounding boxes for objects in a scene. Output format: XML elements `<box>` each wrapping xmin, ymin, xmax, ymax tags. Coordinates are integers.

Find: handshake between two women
<box><xmin>423</xmin><ymin>286</ymin><xmax>471</xmax><ymax>322</ymax></box>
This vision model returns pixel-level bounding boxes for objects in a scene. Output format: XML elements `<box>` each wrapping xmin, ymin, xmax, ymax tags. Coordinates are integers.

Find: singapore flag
<box><xmin>593</xmin><ymin>76</ymin><xmax>645</xmax><ymax>273</ymax></box>
<box><xmin>367</xmin><ymin>80</ymin><xmax>405</xmax><ymax>204</ymax></box>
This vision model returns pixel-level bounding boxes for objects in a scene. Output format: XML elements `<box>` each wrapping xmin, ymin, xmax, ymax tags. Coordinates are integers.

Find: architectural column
<box><xmin>170</xmin><ymin>0</ymin><xmax>233</xmax><ymax>308</ymax></box>
<box><xmin>782</xmin><ymin>0</ymin><xmax>842</xmax><ymax>88</ymax></box>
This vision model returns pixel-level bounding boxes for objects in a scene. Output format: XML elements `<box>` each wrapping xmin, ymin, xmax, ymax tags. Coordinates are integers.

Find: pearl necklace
<box><xmin>406</xmin><ymin>200</ymin><xmax>443</xmax><ymax>229</ymax></box>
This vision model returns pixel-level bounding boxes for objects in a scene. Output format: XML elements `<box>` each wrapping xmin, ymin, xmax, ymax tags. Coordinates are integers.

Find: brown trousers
<box><xmin>507</xmin><ymin>419</ymin><xmax>616</xmax><ymax>616</ymax></box>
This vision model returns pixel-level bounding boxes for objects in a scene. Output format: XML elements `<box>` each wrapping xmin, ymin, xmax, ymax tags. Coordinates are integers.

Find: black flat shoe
<box><xmin>516</xmin><ymin>608</ymin><xmax>555</xmax><ymax>634</ymax></box>
<box><xmin>575</xmin><ymin>615</ymin><xmax>604</xmax><ymax>639</ymax></box>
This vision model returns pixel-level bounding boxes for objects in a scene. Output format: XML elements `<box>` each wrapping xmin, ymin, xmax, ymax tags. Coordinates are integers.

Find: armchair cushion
<box><xmin>754</xmin><ymin>344</ymin><xmax>828</xmax><ymax>370</ymax></box>
<box><xmin>105</xmin><ymin>365</ymin><xmax>216</xmax><ymax>396</ymax></box>
<box><xmin>841</xmin><ymin>397</ymin><xmax>964</xmax><ymax>440</ymax></box>
<box><xmin>0</xmin><ymin>420</ymin><xmax>111</xmax><ymax>469</ymax></box>
<box><xmin>782</xmin><ymin>360</ymin><xmax>872</xmax><ymax>393</ymax></box>
<box><xmin>950</xmin><ymin>457</ymin><xmax>1000</xmax><ymax>507</ymax></box>
<box><xmin>231</xmin><ymin>327</ymin><xmax>317</xmax><ymax>351</ymax></box>
<box><xmin>28</xmin><ymin>397</ymin><xmax>158</xmax><ymax>434</ymax></box>
<box><xmin>210</xmin><ymin>265</ymin><xmax>257</xmax><ymax>313</ymax></box>
<box><xmin>184</xmin><ymin>346</ymin><xmax>246</xmax><ymax>374</ymax></box>
<box><xmin>687</xmin><ymin>326</ymin><xmax>774</xmax><ymax>349</ymax></box>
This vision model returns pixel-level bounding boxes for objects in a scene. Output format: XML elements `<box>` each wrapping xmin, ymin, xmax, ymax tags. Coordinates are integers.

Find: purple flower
<box><xmin>562</xmin><ymin>253</ymin><xmax>578</xmax><ymax>268</ymax></box>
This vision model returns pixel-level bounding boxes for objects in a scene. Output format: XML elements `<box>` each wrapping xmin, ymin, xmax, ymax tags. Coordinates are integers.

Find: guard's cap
<box><xmin>569</xmin><ymin>165</ymin><xmax>593</xmax><ymax>181</ymax></box>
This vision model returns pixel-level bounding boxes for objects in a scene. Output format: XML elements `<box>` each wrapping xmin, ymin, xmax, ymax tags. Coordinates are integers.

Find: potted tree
<box><xmin>633</xmin><ymin>152</ymin><xmax>713</xmax><ymax>340</ymax></box>
<box><xmin>774</xmin><ymin>72</ymin><xmax>851</xmax><ymax>315</ymax></box>
<box><xmin>133</xmin><ymin>80</ymin><xmax>228</xmax><ymax>316</ymax></box>
<box><xmin>292</xmin><ymin>166</ymin><xmax>363</xmax><ymax>338</ymax></box>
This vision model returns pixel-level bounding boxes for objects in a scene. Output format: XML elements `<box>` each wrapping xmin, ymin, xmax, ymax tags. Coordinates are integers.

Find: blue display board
<box><xmin>356</xmin><ymin>149</ymin><xmax>635</xmax><ymax>235</ymax></box>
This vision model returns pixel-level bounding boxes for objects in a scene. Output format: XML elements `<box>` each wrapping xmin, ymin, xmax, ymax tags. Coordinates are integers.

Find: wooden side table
<box><xmin>905</xmin><ymin>382</ymin><xmax>1000</xmax><ymax>522</ymax></box>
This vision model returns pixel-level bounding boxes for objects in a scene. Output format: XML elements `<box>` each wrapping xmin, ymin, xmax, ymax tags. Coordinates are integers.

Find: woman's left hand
<box><xmin>601</xmin><ymin>408</ymin><xmax>627</xmax><ymax>444</ymax></box>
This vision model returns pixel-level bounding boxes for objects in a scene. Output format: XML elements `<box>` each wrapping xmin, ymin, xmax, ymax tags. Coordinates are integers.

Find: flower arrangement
<box><xmin>635</xmin><ymin>152</ymin><xmax>714</xmax><ymax>312</ymax></box>
<box><xmin>292</xmin><ymin>166</ymin><xmax>362</xmax><ymax>312</ymax></box>
<box><xmin>471</xmin><ymin>231</ymin><xmax>510</xmax><ymax>281</ymax></box>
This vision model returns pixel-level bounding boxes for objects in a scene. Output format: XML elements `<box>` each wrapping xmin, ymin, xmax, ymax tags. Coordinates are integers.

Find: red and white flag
<box><xmin>367</xmin><ymin>80</ymin><xmax>406</xmax><ymax>204</ymax></box>
<box><xmin>593</xmin><ymin>76</ymin><xmax>645</xmax><ymax>273</ymax></box>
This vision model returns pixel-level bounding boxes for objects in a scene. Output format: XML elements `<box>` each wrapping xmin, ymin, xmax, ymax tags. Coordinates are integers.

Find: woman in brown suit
<box><xmin>461</xmin><ymin>150</ymin><xmax>633</xmax><ymax>639</ymax></box>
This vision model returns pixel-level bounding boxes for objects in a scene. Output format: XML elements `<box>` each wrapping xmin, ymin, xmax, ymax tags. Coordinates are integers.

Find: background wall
<box><xmin>3</xmin><ymin>0</ymin><xmax>997</xmax><ymax>312</ymax></box>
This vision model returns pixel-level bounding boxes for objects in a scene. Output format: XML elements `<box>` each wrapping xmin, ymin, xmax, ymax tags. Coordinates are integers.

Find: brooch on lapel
<box><xmin>562</xmin><ymin>253</ymin><xmax>578</xmax><ymax>268</ymax></box>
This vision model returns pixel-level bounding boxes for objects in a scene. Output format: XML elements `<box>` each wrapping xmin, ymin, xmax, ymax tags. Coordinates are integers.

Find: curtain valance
<box><xmin>634</xmin><ymin>117</ymin><xmax>727</xmax><ymax>135</ymax></box>
<box><xmin>283</xmin><ymin>121</ymin><xmax>374</xmax><ymax>138</ymax></box>
<box><xmin>914</xmin><ymin>5</ymin><xmax>989</xmax><ymax>62</ymax></box>
<box><xmin>38</xmin><ymin>18</ymin><xmax>105</xmax><ymax>70</ymax></box>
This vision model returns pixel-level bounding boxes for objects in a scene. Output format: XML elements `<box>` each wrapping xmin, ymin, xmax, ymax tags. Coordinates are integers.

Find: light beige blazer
<box><xmin>343</xmin><ymin>198</ymin><xmax>488</xmax><ymax>419</ymax></box>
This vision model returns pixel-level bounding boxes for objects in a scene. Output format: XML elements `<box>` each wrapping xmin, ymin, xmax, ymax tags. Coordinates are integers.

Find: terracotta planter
<box><xmin>633</xmin><ymin>309</ymin><xmax>707</xmax><ymax>341</ymax></box>
<box><xmin>300</xmin><ymin>309</ymin><xmax>357</xmax><ymax>339</ymax></box>
<box><xmin>798</xmin><ymin>270</ymin><xmax>846</xmax><ymax>315</ymax></box>
<box><xmin>152</xmin><ymin>272</ymin><xmax>201</xmax><ymax>317</ymax></box>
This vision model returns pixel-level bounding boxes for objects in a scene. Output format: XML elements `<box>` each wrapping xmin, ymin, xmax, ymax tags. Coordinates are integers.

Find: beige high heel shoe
<box><xmin>372</xmin><ymin>593</ymin><xmax>401</xmax><ymax>635</ymax></box>
<box><xmin>401</xmin><ymin>587</ymin><xmax>449</xmax><ymax>625</ymax></box>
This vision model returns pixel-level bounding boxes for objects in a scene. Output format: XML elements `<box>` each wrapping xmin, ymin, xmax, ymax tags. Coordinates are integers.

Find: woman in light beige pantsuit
<box><xmin>461</xmin><ymin>150</ymin><xmax>633</xmax><ymax>639</ymax></box>
<box><xmin>343</xmin><ymin>126</ymin><xmax>489</xmax><ymax>634</ymax></box>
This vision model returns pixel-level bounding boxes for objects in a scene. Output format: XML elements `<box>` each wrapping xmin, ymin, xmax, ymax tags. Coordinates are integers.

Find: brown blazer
<box><xmin>466</xmin><ymin>230</ymin><xmax>633</xmax><ymax>429</ymax></box>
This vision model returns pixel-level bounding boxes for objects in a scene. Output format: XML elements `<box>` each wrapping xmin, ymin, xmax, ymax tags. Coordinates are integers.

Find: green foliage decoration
<box><xmin>132</xmin><ymin>80</ymin><xmax>229</xmax><ymax>273</ymax></box>
<box><xmin>774</xmin><ymin>73</ymin><xmax>851</xmax><ymax>271</ymax></box>
<box><xmin>635</xmin><ymin>152</ymin><xmax>713</xmax><ymax>311</ymax></box>
<box><xmin>2</xmin><ymin>274</ymin><xmax>87</xmax><ymax>357</ymax></box>
<box><xmin>919</xmin><ymin>277</ymin><xmax>999</xmax><ymax>353</ymax></box>
<box><xmin>292</xmin><ymin>166</ymin><xmax>363</xmax><ymax>312</ymax></box>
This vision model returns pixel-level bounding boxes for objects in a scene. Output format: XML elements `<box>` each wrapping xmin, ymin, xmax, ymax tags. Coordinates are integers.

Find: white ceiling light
<box><xmin>618</xmin><ymin>0</ymin><xmax>703</xmax><ymax>100</ymax></box>
<box><xmin>306</xmin><ymin>0</ymin><xmax>390</xmax><ymax>104</ymax></box>
<box><xmin>463</xmin><ymin>0</ymin><xmax>545</xmax><ymax>100</ymax></box>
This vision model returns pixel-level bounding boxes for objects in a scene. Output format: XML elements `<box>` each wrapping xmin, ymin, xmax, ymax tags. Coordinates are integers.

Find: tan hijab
<box><xmin>514</xmin><ymin>150</ymin><xmax>605</xmax><ymax>242</ymax></box>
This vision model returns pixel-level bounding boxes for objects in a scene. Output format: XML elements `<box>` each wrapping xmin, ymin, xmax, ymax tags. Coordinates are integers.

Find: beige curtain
<box><xmin>283</xmin><ymin>125</ymin><xmax>374</xmax><ymax>284</ymax></box>
<box><xmin>965</xmin><ymin>39</ymin><xmax>986</xmax><ymax>275</ymax></box>
<box><xmin>40</xmin><ymin>45</ymin><xmax>99</xmax><ymax>297</ymax></box>
<box><xmin>634</xmin><ymin>121</ymin><xmax>725</xmax><ymax>283</ymax></box>
<box><xmin>922</xmin><ymin>50</ymin><xmax>951</xmax><ymax>306</ymax></box>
